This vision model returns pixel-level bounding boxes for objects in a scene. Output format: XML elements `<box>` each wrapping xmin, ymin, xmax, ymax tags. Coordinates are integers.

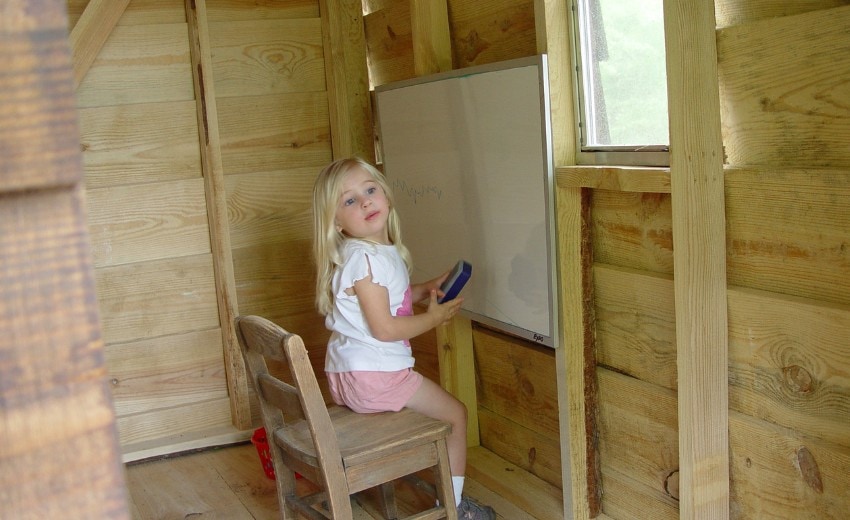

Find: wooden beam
<box><xmin>1</xmin><ymin>0</ymin><xmax>129</xmax><ymax>517</ymax></box>
<box><xmin>69</xmin><ymin>0</ymin><xmax>131</xmax><ymax>88</ymax></box>
<box><xmin>663</xmin><ymin>0</ymin><xmax>730</xmax><ymax>518</ymax></box>
<box><xmin>410</xmin><ymin>0</ymin><xmax>453</xmax><ymax>75</ymax></box>
<box><xmin>184</xmin><ymin>0</ymin><xmax>251</xmax><ymax>430</ymax></box>
<box><xmin>536</xmin><ymin>1</ymin><xmax>590</xmax><ymax>518</ymax></box>
<box><xmin>557</xmin><ymin>165</ymin><xmax>672</xmax><ymax>194</ymax></box>
<box><xmin>319</xmin><ymin>0</ymin><xmax>374</xmax><ymax>161</ymax></box>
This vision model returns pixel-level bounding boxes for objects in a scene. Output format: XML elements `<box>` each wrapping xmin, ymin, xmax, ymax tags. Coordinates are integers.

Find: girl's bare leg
<box><xmin>405</xmin><ymin>377</ymin><xmax>468</xmax><ymax>475</ymax></box>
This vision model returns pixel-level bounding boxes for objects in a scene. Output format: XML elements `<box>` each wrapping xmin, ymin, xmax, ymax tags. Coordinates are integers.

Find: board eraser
<box><xmin>438</xmin><ymin>260</ymin><xmax>472</xmax><ymax>303</ymax></box>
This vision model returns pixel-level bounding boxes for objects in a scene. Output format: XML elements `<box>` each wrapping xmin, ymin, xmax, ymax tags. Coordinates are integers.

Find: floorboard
<box><xmin>124</xmin><ymin>442</ymin><xmax>560</xmax><ymax>519</ymax></box>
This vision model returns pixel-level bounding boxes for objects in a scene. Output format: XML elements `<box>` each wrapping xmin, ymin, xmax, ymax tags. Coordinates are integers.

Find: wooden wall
<box><xmin>363</xmin><ymin>0</ymin><xmax>563</xmax><ymax>495</ymax></box>
<box><xmin>68</xmin><ymin>0</ymin><xmax>334</xmax><ymax>459</ymax></box>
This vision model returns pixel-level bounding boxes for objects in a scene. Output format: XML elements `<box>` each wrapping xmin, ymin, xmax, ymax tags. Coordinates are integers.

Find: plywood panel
<box><xmin>730</xmin><ymin>411</ymin><xmax>850</xmax><ymax>519</ymax></box>
<box><xmin>717</xmin><ymin>6</ymin><xmax>850</xmax><ymax>168</ymax></box>
<box><xmin>95</xmin><ymin>254</ymin><xmax>219</xmax><ymax>345</ymax></box>
<box><xmin>209</xmin><ymin>18</ymin><xmax>325</xmax><ymax>98</ymax></box>
<box><xmin>78</xmin><ymin>101</ymin><xmax>201</xmax><ymax>189</ymax></box>
<box><xmin>725</xmin><ymin>166</ymin><xmax>850</xmax><ymax>306</ymax></box>
<box><xmin>592</xmin><ymin>190</ymin><xmax>674</xmax><ymax>275</ymax></box>
<box><xmin>75</xmin><ymin>23</ymin><xmax>194</xmax><ymax>108</ymax></box>
<box><xmin>105</xmin><ymin>329</ymin><xmax>228</xmax><ymax>416</ymax></box>
<box><xmin>205</xmin><ymin>0</ymin><xmax>319</xmax><ymax>21</ymax></box>
<box><xmin>594</xmin><ymin>264</ymin><xmax>677</xmax><ymax>391</ymax></box>
<box><xmin>447</xmin><ymin>0</ymin><xmax>537</xmax><ymax>67</ymax></box>
<box><xmin>728</xmin><ymin>287</ymin><xmax>850</xmax><ymax>449</ymax></box>
<box><xmin>217</xmin><ymin>92</ymin><xmax>332</xmax><ymax>175</ymax></box>
<box><xmin>597</xmin><ymin>368</ymin><xmax>679</xmax><ymax>514</ymax></box>
<box><xmin>225</xmin><ymin>168</ymin><xmax>315</xmax><ymax>249</ymax></box>
<box><xmin>87</xmin><ymin>178</ymin><xmax>211</xmax><ymax>267</ymax></box>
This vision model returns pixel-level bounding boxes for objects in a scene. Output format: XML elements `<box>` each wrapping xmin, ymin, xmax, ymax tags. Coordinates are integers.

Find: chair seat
<box><xmin>275</xmin><ymin>406</ymin><xmax>452</xmax><ymax>493</ymax></box>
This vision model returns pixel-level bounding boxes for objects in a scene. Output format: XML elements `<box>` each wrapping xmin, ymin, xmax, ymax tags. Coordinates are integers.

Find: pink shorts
<box><xmin>326</xmin><ymin>368</ymin><xmax>423</xmax><ymax>413</ymax></box>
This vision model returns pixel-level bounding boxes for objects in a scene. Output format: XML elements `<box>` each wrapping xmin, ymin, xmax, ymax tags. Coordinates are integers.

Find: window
<box><xmin>573</xmin><ymin>0</ymin><xmax>669</xmax><ymax>165</ymax></box>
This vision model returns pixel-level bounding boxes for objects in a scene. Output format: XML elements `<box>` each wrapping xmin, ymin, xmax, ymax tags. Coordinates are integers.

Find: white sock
<box><xmin>452</xmin><ymin>476</ymin><xmax>465</xmax><ymax>507</ymax></box>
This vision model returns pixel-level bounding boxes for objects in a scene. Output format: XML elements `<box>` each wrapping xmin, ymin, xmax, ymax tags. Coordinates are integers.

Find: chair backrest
<box><xmin>234</xmin><ymin>315</ymin><xmax>353</xmax><ymax>515</ymax></box>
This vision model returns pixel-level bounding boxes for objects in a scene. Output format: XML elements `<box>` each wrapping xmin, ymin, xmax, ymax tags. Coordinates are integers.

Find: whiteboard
<box><xmin>375</xmin><ymin>56</ymin><xmax>558</xmax><ymax>348</ymax></box>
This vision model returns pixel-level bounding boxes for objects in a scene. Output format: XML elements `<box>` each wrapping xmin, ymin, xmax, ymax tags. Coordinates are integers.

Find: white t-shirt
<box><xmin>325</xmin><ymin>239</ymin><xmax>415</xmax><ymax>372</ymax></box>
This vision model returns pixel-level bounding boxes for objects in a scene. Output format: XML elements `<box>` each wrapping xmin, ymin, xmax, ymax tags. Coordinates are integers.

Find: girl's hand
<box><xmin>425</xmin><ymin>289</ymin><xmax>463</xmax><ymax>326</ymax></box>
<box><xmin>412</xmin><ymin>267</ymin><xmax>453</xmax><ymax>303</ymax></box>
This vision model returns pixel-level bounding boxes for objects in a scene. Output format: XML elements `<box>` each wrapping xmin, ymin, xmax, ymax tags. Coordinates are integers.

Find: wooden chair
<box><xmin>235</xmin><ymin>315</ymin><xmax>458</xmax><ymax>520</ymax></box>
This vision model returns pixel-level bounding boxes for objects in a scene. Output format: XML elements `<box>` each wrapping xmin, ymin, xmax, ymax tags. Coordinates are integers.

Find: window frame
<box><xmin>570</xmin><ymin>0</ymin><xmax>670</xmax><ymax>167</ymax></box>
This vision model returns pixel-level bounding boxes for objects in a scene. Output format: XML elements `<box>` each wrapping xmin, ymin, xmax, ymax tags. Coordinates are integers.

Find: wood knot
<box><xmin>795</xmin><ymin>446</ymin><xmax>823</xmax><ymax>493</ymax></box>
<box><xmin>663</xmin><ymin>469</ymin><xmax>680</xmax><ymax>500</ymax></box>
<box><xmin>528</xmin><ymin>447</ymin><xmax>536</xmax><ymax>465</ymax></box>
<box><xmin>782</xmin><ymin>365</ymin><xmax>814</xmax><ymax>394</ymax></box>
<box><xmin>457</xmin><ymin>30</ymin><xmax>489</xmax><ymax>63</ymax></box>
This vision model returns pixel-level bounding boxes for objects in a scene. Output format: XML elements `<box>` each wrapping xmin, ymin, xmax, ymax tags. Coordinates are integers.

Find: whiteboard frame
<box><xmin>375</xmin><ymin>55</ymin><xmax>559</xmax><ymax>348</ymax></box>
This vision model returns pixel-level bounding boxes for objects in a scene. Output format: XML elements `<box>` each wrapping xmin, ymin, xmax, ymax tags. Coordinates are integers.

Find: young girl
<box><xmin>312</xmin><ymin>157</ymin><xmax>495</xmax><ymax>519</ymax></box>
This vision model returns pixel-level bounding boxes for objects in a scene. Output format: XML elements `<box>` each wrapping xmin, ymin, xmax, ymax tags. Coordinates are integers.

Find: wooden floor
<box><xmin>124</xmin><ymin>442</ymin><xmax>556</xmax><ymax>519</ymax></box>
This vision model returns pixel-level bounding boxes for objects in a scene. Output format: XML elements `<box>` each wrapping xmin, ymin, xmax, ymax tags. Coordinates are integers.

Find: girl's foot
<box><xmin>458</xmin><ymin>496</ymin><xmax>496</xmax><ymax>519</ymax></box>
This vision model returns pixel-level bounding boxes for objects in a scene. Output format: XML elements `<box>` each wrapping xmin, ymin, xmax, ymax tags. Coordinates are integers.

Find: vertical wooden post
<box><xmin>319</xmin><ymin>0</ymin><xmax>374</xmax><ymax>161</ymax></box>
<box><xmin>0</xmin><ymin>0</ymin><xmax>129</xmax><ymax>517</ymax></box>
<box><xmin>185</xmin><ymin>0</ymin><xmax>251</xmax><ymax>430</ymax></box>
<box><xmin>664</xmin><ymin>0</ymin><xmax>730</xmax><ymax>518</ymax></box>
<box><xmin>536</xmin><ymin>0</ymin><xmax>588</xmax><ymax>518</ymax></box>
<box><xmin>411</xmin><ymin>0</ymin><xmax>453</xmax><ymax>75</ymax></box>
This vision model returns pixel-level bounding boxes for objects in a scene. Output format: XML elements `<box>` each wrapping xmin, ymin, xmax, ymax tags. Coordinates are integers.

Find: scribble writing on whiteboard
<box><xmin>392</xmin><ymin>179</ymin><xmax>443</xmax><ymax>204</ymax></box>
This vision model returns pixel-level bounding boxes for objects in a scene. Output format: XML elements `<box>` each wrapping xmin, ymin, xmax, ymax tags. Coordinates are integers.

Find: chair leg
<box><xmin>378</xmin><ymin>481</ymin><xmax>398</xmax><ymax>520</ymax></box>
<box><xmin>275</xmin><ymin>468</ymin><xmax>299</xmax><ymax>520</ymax></box>
<box><xmin>434</xmin><ymin>441</ymin><xmax>458</xmax><ymax>520</ymax></box>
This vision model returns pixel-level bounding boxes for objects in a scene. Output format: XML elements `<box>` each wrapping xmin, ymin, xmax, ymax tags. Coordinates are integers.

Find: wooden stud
<box><xmin>185</xmin><ymin>0</ymin><xmax>251</xmax><ymax>430</ymax></box>
<box><xmin>664</xmin><ymin>0</ymin><xmax>730</xmax><ymax>518</ymax></box>
<box><xmin>69</xmin><ymin>0</ymin><xmax>131</xmax><ymax>88</ymax></box>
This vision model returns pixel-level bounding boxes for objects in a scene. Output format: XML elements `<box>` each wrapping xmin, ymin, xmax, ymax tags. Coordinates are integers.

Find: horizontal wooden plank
<box><xmin>715</xmin><ymin>0</ymin><xmax>849</xmax><ymax>28</ymax></box>
<box><xmin>466</xmin><ymin>445</ymin><xmax>563</xmax><ymax>520</ymax></box>
<box><xmin>556</xmin><ymin>166</ymin><xmax>671</xmax><ymax>193</ymax></box>
<box><xmin>78</xmin><ymin>100</ymin><xmax>201</xmax><ymax>189</ymax></box>
<box><xmin>729</xmin><ymin>411</ymin><xmax>850</xmax><ymax>519</ymax></box>
<box><xmin>728</xmin><ymin>287</ymin><xmax>850</xmax><ymax>449</ymax></box>
<box><xmin>95</xmin><ymin>254</ymin><xmax>220</xmax><ymax>344</ymax></box>
<box><xmin>231</xmin><ymin>242</ymin><xmax>316</xmax><ymax>318</ymax></box>
<box><xmin>67</xmin><ymin>0</ymin><xmax>187</xmax><ymax>28</ymax></box>
<box><xmin>591</xmin><ymin>190</ymin><xmax>674</xmax><ymax>275</ymax></box>
<box><xmin>478</xmin><ymin>408</ymin><xmax>562</xmax><ymax>488</ymax></box>
<box><xmin>725</xmin><ymin>166</ymin><xmax>850</xmax><ymax>306</ymax></box>
<box><xmin>474</xmin><ymin>327</ymin><xmax>560</xmax><ymax>438</ymax></box>
<box><xmin>596</xmin><ymin>368</ymin><xmax>679</xmax><ymax>508</ymax></box>
<box><xmin>717</xmin><ymin>5</ymin><xmax>850</xmax><ymax>167</ymax></box>
<box><xmin>593</xmin><ymin>264</ymin><xmax>677</xmax><ymax>391</ymax></box>
<box><xmin>75</xmin><ymin>23</ymin><xmax>194</xmax><ymax>108</ymax></box>
<box><xmin>209</xmin><ymin>18</ymin><xmax>325</xmax><ymax>98</ymax></box>
<box><xmin>225</xmin><ymin>168</ymin><xmax>316</xmax><ymax>250</ymax></box>
<box><xmin>599</xmin><ymin>465</ymin><xmax>678</xmax><ymax>520</ymax></box>
<box><xmin>205</xmin><ymin>0</ymin><xmax>320</xmax><ymax>21</ymax></box>
<box><xmin>105</xmin><ymin>328</ymin><xmax>228</xmax><ymax>417</ymax></box>
<box><xmin>116</xmin><ymin>396</ymin><xmax>234</xmax><ymax>447</ymax></box>
<box><xmin>87</xmin><ymin>178</ymin><xmax>211</xmax><ymax>267</ymax></box>
<box><xmin>363</xmin><ymin>2</ymin><xmax>415</xmax><ymax>87</ymax></box>
<box><xmin>217</xmin><ymin>93</ymin><xmax>332</xmax><ymax>175</ymax></box>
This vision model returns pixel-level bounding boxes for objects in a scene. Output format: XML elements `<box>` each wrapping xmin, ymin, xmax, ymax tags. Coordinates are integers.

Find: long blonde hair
<box><xmin>312</xmin><ymin>157</ymin><xmax>411</xmax><ymax>316</ymax></box>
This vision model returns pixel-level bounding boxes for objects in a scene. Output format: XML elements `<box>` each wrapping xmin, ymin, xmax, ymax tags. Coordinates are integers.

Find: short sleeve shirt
<box><xmin>325</xmin><ymin>239</ymin><xmax>414</xmax><ymax>372</ymax></box>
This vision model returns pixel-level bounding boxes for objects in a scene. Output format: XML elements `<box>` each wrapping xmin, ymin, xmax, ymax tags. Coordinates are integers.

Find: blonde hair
<box><xmin>312</xmin><ymin>157</ymin><xmax>411</xmax><ymax>316</ymax></box>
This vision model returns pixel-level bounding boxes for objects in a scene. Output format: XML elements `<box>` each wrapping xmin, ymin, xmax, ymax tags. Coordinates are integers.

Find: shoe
<box><xmin>457</xmin><ymin>496</ymin><xmax>496</xmax><ymax>519</ymax></box>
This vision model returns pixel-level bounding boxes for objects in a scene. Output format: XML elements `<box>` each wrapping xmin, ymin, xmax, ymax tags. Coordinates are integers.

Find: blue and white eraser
<box><xmin>438</xmin><ymin>260</ymin><xmax>472</xmax><ymax>303</ymax></box>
